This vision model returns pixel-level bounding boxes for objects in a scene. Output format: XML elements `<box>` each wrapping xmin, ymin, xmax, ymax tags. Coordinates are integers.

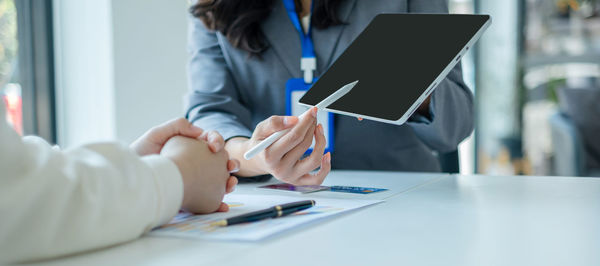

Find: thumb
<box><xmin>156</xmin><ymin>118</ymin><xmax>203</xmax><ymax>142</ymax></box>
<box><xmin>174</xmin><ymin>120</ymin><xmax>204</xmax><ymax>139</ymax></box>
<box><xmin>255</xmin><ymin>116</ymin><xmax>298</xmax><ymax>139</ymax></box>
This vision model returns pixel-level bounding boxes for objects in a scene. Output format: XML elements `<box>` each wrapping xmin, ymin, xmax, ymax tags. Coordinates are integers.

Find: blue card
<box><xmin>329</xmin><ymin>186</ymin><xmax>388</xmax><ymax>194</ymax></box>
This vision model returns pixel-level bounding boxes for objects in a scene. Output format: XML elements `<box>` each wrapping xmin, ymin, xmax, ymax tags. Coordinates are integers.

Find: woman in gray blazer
<box><xmin>186</xmin><ymin>0</ymin><xmax>474</xmax><ymax>185</ymax></box>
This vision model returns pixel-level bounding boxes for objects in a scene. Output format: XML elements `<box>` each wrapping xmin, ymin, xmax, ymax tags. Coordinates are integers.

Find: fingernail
<box><xmin>229</xmin><ymin>160</ymin><xmax>240</xmax><ymax>173</ymax></box>
<box><xmin>318</xmin><ymin>124</ymin><xmax>324</xmax><ymax>135</ymax></box>
<box><xmin>326</xmin><ymin>152</ymin><xmax>331</xmax><ymax>163</ymax></box>
<box><xmin>311</xmin><ymin>107</ymin><xmax>318</xmax><ymax>118</ymax></box>
<box><xmin>229</xmin><ymin>163</ymin><xmax>239</xmax><ymax>173</ymax></box>
<box><xmin>208</xmin><ymin>132</ymin><xmax>217</xmax><ymax>142</ymax></box>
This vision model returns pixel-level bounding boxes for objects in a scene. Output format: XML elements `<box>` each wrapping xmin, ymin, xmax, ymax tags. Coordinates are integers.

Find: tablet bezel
<box><xmin>298</xmin><ymin>14</ymin><xmax>492</xmax><ymax>125</ymax></box>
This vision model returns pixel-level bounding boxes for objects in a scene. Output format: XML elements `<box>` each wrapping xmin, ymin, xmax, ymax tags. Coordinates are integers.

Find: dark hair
<box><xmin>190</xmin><ymin>0</ymin><xmax>345</xmax><ymax>56</ymax></box>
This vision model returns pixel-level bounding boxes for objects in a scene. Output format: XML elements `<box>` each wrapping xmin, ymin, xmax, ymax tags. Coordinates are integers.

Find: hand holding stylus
<box><xmin>244</xmin><ymin>108</ymin><xmax>317</xmax><ymax>160</ymax></box>
<box><xmin>244</xmin><ymin>81</ymin><xmax>358</xmax><ymax>160</ymax></box>
<box><xmin>234</xmin><ymin>81</ymin><xmax>357</xmax><ymax>185</ymax></box>
<box><xmin>242</xmin><ymin>107</ymin><xmax>331</xmax><ymax>185</ymax></box>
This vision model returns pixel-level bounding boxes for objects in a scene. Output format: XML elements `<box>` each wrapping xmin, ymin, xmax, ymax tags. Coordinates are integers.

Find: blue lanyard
<box><xmin>282</xmin><ymin>0</ymin><xmax>316</xmax><ymax>83</ymax></box>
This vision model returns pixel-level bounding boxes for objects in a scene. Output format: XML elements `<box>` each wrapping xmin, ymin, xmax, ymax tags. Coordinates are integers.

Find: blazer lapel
<box><xmin>261</xmin><ymin>0</ymin><xmax>302</xmax><ymax>78</ymax></box>
<box><xmin>261</xmin><ymin>0</ymin><xmax>359</xmax><ymax>78</ymax></box>
<box><xmin>312</xmin><ymin>0</ymin><xmax>358</xmax><ymax>74</ymax></box>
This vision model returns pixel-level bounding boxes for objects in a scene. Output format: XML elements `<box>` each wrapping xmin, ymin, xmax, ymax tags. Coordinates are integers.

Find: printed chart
<box><xmin>150</xmin><ymin>194</ymin><xmax>382</xmax><ymax>241</ymax></box>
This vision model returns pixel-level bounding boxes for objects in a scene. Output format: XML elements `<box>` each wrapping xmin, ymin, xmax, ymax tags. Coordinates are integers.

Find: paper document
<box><xmin>150</xmin><ymin>194</ymin><xmax>382</xmax><ymax>241</ymax></box>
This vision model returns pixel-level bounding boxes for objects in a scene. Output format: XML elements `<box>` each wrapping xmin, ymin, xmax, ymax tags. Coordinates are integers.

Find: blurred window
<box><xmin>0</xmin><ymin>0</ymin><xmax>20</xmax><ymax>134</ymax></box>
<box><xmin>0</xmin><ymin>0</ymin><xmax>56</xmax><ymax>142</ymax></box>
<box><xmin>522</xmin><ymin>0</ymin><xmax>600</xmax><ymax>176</ymax></box>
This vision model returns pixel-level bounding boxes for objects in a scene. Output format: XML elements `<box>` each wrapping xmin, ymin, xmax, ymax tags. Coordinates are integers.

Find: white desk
<box><xmin>33</xmin><ymin>171</ymin><xmax>600</xmax><ymax>266</ymax></box>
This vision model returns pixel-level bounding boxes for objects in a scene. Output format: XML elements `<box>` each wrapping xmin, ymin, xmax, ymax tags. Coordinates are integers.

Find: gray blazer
<box><xmin>186</xmin><ymin>0</ymin><xmax>474</xmax><ymax>172</ymax></box>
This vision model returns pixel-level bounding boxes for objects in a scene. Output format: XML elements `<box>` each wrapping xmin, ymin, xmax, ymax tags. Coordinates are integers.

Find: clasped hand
<box><xmin>130</xmin><ymin>118</ymin><xmax>239</xmax><ymax>214</ymax></box>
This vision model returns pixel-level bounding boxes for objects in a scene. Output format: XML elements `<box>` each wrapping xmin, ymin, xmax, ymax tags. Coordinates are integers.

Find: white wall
<box><xmin>54</xmin><ymin>0</ymin><xmax>190</xmax><ymax>147</ymax></box>
<box><xmin>111</xmin><ymin>0</ymin><xmax>190</xmax><ymax>143</ymax></box>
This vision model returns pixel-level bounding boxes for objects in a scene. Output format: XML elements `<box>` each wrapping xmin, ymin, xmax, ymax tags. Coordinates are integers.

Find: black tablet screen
<box><xmin>299</xmin><ymin>14</ymin><xmax>489</xmax><ymax>121</ymax></box>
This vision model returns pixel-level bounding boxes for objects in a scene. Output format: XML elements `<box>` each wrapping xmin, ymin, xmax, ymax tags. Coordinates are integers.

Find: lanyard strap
<box><xmin>282</xmin><ymin>0</ymin><xmax>316</xmax><ymax>84</ymax></box>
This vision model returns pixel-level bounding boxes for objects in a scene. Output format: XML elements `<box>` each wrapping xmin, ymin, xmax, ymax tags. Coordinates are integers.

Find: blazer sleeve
<box><xmin>186</xmin><ymin>16</ymin><xmax>253</xmax><ymax>140</ymax></box>
<box><xmin>0</xmin><ymin>101</ymin><xmax>183</xmax><ymax>264</ymax></box>
<box><xmin>405</xmin><ymin>0</ymin><xmax>475</xmax><ymax>152</ymax></box>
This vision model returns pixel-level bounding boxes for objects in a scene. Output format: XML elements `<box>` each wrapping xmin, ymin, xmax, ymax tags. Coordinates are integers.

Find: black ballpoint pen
<box><xmin>210</xmin><ymin>200</ymin><xmax>316</xmax><ymax>227</ymax></box>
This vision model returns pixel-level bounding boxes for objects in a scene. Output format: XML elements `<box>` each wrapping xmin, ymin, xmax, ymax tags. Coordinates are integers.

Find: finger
<box><xmin>296</xmin><ymin>152</ymin><xmax>331</xmax><ymax>186</ymax></box>
<box><xmin>197</xmin><ymin>130</ymin><xmax>216</xmax><ymax>143</ymax></box>
<box><xmin>280</xmin><ymin>123</ymin><xmax>318</xmax><ymax>173</ymax></box>
<box><xmin>358</xmin><ymin>117</ymin><xmax>363</xmax><ymax>121</ymax></box>
<box><xmin>274</xmin><ymin>122</ymin><xmax>315</xmax><ymax>183</ymax></box>
<box><xmin>228</xmin><ymin>159</ymin><xmax>240</xmax><ymax>173</ymax></box>
<box><xmin>216</xmin><ymin>202</ymin><xmax>230</xmax><ymax>212</ymax></box>
<box><xmin>254</xmin><ymin>115</ymin><xmax>299</xmax><ymax>139</ymax></box>
<box><xmin>204</xmin><ymin>131</ymin><xmax>224</xmax><ymax>153</ymax></box>
<box><xmin>170</xmin><ymin>118</ymin><xmax>204</xmax><ymax>138</ymax></box>
<box><xmin>162</xmin><ymin>118</ymin><xmax>203</xmax><ymax>140</ymax></box>
<box><xmin>290</xmin><ymin>123</ymin><xmax>326</xmax><ymax>176</ymax></box>
<box><xmin>268</xmin><ymin>107</ymin><xmax>317</xmax><ymax>159</ymax></box>
<box><xmin>226</xmin><ymin>176</ymin><xmax>238</xmax><ymax>194</ymax></box>
<box><xmin>134</xmin><ymin>118</ymin><xmax>203</xmax><ymax>156</ymax></box>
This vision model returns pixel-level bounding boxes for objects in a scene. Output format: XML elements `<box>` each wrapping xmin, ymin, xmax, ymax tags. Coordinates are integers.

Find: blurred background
<box><xmin>2</xmin><ymin>0</ymin><xmax>599</xmax><ymax>177</ymax></box>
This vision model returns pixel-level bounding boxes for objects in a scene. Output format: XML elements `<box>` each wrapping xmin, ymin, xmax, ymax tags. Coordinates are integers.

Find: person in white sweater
<box><xmin>0</xmin><ymin>99</ymin><xmax>240</xmax><ymax>264</ymax></box>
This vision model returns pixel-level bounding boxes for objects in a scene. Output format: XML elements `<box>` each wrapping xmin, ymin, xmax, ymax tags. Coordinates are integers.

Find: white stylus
<box><xmin>243</xmin><ymin>80</ymin><xmax>359</xmax><ymax>160</ymax></box>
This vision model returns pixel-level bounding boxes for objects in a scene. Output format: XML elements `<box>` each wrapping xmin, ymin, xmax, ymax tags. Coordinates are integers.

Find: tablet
<box><xmin>299</xmin><ymin>14</ymin><xmax>491</xmax><ymax>125</ymax></box>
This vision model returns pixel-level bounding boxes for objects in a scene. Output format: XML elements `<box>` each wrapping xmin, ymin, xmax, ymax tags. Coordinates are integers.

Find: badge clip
<box><xmin>301</xmin><ymin>57</ymin><xmax>316</xmax><ymax>84</ymax></box>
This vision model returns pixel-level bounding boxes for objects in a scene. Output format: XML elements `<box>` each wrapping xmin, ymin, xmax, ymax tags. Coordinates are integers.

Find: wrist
<box><xmin>225</xmin><ymin>137</ymin><xmax>268</xmax><ymax>177</ymax></box>
<box><xmin>164</xmin><ymin>154</ymin><xmax>192</xmax><ymax>209</ymax></box>
<box><xmin>141</xmin><ymin>155</ymin><xmax>185</xmax><ymax>225</ymax></box>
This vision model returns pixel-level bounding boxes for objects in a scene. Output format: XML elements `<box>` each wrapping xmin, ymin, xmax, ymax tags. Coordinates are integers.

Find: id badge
<box><xmin>285</xmin><ymin>78</ymin><xmax>334</xmax><ymax>155</ymax></box>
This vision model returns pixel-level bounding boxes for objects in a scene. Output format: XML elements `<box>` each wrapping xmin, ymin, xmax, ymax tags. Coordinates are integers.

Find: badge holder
<box><xmin>286</xmin><ymin>78</ymin><xmax>334</xmax><ymax>156</ymax></box>
<box><xmin>282</xmin><ymin>0</ymin><xmax>334</xmax><ymax>155</ymax></box>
